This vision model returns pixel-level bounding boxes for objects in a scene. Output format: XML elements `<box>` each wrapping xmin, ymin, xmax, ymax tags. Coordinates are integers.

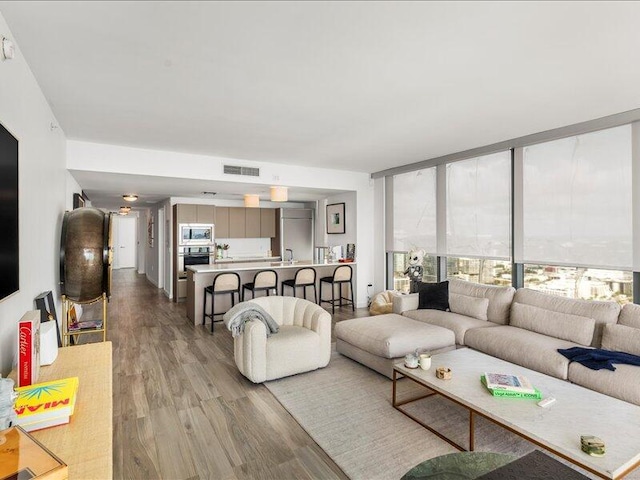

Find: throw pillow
<box><xmin>449</xmin><ymin>292</ymin><xmax>489</xmax><ymax>321</ymax></box>
<box><xmin>602</xmin><ymin>323</ymin><xmax>640</xmax><ymax>356</ymax></box>
<box><xmin>416</xmin><ymin>281</ymin><xmax>449</xmax><ymax>311</ymax></box>
<box><xmin>510</xmin><ymin>302</ymin><xmax>595</xmax><ymax>346</ymax></box>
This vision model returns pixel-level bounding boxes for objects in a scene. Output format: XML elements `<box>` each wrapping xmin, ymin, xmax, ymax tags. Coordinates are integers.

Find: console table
<box><xmin>10</xmin><ymin>342</ymin><xmax>113</xmax><ymax>479</ymax></box>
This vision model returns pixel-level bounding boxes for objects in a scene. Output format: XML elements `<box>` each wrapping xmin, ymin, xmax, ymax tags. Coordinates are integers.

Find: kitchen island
<box><xmin>186</xmin><ymin>260</ymin><xmax>356</xmax><ymax>325</ymax></box>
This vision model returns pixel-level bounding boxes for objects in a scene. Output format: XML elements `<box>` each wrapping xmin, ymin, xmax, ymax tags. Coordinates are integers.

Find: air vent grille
<box><xmin>223</xmin><ymin>165</ymin><xmax>260</xmax><ymax>177</ymax></box>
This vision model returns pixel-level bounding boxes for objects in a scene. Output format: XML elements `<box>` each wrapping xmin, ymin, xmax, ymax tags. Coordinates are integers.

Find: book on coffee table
<box><xmin>481</xmin><ymin>375</ymin><xmax>542</xmax><ymax>399</ymax></box>
<box><xmin>483</xmin><ymin>372</ymin><xmax>536</xmax><ymax>393</ymax></box>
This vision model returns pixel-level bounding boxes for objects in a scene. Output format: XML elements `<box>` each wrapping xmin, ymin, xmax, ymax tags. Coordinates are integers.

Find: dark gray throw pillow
<box><xmin>416</xmin><ymin>281</ymin><xmax>450</xmax><ymax>311</ymax></box>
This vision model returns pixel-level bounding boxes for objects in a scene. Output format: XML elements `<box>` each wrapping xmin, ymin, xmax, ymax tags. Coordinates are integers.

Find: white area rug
<box><xmin>266</xmin><ymin>351</ymin><xmax>640</xmax><ymax>480</ymax></box>
<box><xmin>265</xmin><ymin>351</ymin><xmax>533</xmax><ymax>480</ymax></box>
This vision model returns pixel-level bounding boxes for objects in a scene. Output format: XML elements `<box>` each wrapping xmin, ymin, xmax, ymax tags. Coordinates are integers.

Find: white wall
<box><xmin>0</xmin><ymin>13</ymin><xmax>68</xmax><ymax>375</ymax></box>
<box><xmin>317</xmin><ymin>191</ymin><xmax>358</xmax><ymax>250</ymax></box>
<box><xmin>67</xmin><ymin>141</ymin><xmax>376</xmax><ymax>307</ymax></box>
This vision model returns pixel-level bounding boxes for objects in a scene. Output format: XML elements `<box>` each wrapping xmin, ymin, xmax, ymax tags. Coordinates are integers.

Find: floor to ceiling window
<box><xmin>385</xmin><ymin>121</ymin><xmax>637</xmax><ymax>303</ymax></box>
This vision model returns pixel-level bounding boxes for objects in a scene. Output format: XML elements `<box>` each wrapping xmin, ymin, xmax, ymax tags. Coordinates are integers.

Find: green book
<box><xmin>480</xmin><ymin>375</ymin><xmax>542</xmax><ymax>399</ymax></box>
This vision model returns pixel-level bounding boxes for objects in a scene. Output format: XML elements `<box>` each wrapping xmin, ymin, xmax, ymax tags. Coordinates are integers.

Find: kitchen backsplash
<box><xmin>216</xmin><ymin>237</ymin><xmax>272</xmax><ymax>257</ymax></box>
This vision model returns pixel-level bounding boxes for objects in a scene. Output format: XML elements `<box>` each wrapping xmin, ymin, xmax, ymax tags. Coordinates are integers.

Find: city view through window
<box><xmin>391</xmin><ymin>253</ymin><xmax>632</xmax><ymax>304</ymax></box>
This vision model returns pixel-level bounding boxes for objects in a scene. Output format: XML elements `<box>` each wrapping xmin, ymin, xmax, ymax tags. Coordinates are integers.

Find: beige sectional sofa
<box><xmin>394</xmin><ymin>279</ymin><xmax>515</xmax><ymax>345</ymax></box>
<box><xmin>393</xmin><ymin>279</ymin><xmax>640</xmax><ymax>406</ymax></box>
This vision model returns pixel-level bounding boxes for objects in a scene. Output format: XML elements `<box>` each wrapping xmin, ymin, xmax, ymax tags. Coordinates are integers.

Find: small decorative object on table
<box><xmin>419</xmin><ymin>353</ymin><xmax>431</xmax><ymax>370</ymax></box>
<box><xmin>404</xmin><ymin>350</ymin><xmax>419</xmax><ymax>368</ymax></box>
<box><xmin>0</xmin><ymin>378</ymin><xmax>18</xmax><ymax>429</ymax></box>
<box><xmin>436</xmin><ymin>366</ymin><xmax>452</xmax><ymax>380</ymax></box>
<box><xmin>581</xmin><ymin>435</ymin><xmax>605</xmax><ymax>457</ymax></box>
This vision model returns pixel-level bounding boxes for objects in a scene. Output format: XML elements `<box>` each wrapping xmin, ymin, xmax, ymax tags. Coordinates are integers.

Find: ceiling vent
<box><xmin>224</xmin><ymin>165</ymin><xmax>260</xmax><ymax>177</ymax></box>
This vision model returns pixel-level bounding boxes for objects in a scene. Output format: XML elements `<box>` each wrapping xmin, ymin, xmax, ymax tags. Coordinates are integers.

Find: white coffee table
<box><xmin>393</xmin><ymin>348</ymin><xmax>640</xmax><ymax>480</ymax></box>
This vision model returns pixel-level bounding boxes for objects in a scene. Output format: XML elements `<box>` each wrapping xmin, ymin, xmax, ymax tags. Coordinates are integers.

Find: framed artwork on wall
<box><xmin>326</xmin><ymin>202</ymin><xmax>346</xmax><ymax>234</ymax></box>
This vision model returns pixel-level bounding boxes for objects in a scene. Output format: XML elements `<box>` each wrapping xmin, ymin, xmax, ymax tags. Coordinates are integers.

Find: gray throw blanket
<box><xmin>223</xmin><ymin>302</ymin><xmax>279</xmax><ymax>338</ymax></box>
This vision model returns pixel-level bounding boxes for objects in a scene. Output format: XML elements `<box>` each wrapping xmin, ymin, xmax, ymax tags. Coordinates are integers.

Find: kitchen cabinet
<box><xmin>245</xmin><ymin>208</ymin><xmax>261</xmax><ymax>238</ymax></box>
<box><xmin>176</xmin><ymin>204</ymin><xmax>197</xmax><ymax>223</ymax></box>
<box><xmin>260</xmin><ymin>208</ymin><xmax>276</xmax><ymax>238</ymax></box>
<box><xmin>176</xmin><ymin>204</ymin><xmax>215</xmax><ymax>224</ymax></box>
<box><xmin>229</xmin><ymin>207</ymin><xmax>246</xmax><ymax>238</ymax></box>
<box><xmin>197</xmin><ymin>205</ymin><xmax>215</xmax><ymax>224</ymax></box>
<box><xmin>215</xmin><ymin>207</ymin><xmax>230</xmax><ymax>238</ymax></box>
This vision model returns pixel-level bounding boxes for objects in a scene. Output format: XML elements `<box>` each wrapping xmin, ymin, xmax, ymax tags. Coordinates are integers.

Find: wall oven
<box><xmin>179</xmin><ymin>223</ymin><xmax>214</xmax><ymax>246</ymax></box>
<box><xmin>177</xmin><ymin>246</ymin><xmax>215</xmax><ymax>278</ymax></box>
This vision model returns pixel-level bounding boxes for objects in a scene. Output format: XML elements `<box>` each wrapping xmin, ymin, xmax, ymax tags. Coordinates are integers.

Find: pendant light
<box><xmin>244</xmin><ymin>194</ymin><xmax>260</xmax><ymax>208</ymax></box>
<box><xmin>270</xmin><ymin>186</ymin><xmax>288</xmax><ymax>202</ymax></box>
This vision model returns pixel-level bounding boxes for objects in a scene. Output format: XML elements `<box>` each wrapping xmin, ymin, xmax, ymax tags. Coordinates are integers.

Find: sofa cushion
<box><xmin>449</xmin><ymin>292</ymin><xmax>489</xmax><ymax>321</ymax></box>
<box><xmin>568</xmin><ymin>362</ymin><xmax>640</xmax><ymax>406</ymax></box>
<box><xmin>448</xmin><ymin>278</ymin><xmax>515</xmax><ymax>325</ymax></box>
<box><xmin>601</xmin><ymin>323</ymin><xmax>640</xmax><ymax>356</ymax></box>
<box><xmin>512</xmin><ymin>288</ymin><xmax>620</xmax><ymax>347</ymax></box>
<box><xmin>465</xmin><ymin>325</ymin><xmax>578</xmax><ymax>379</ymax></box>
<box><xmin>403</xmin><ymin>309</ymin><xmax>497</xmax><ymax>345</ymax></box>
<box><xmin>619</xmin><ymin>303</ymin><xmax>640</xmax><ymax>329</ymax></box>
<box><xmin>509</xmin><ymin>302</ymin><xmax>595</xmax><ymax>346</ymax></box>
<box><xmin>266</xmin><ymin>325</ymin><xmax>320</xmax><ymax>380</ymax></box>
<box><xmin>416</xmin><ymin>281</ymin><xmax>450</xmax><ymax>311</ymax></box>
<box><xmin>335</xmin><ymin>314</ymin><xmax>455</xmax><ymax>358</ymax></box>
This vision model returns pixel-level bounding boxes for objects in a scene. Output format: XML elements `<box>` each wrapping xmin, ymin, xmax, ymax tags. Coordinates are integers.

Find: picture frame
<box><xmin>73</xmin><ymin>193</ymin><xmax>85</xmax><ymax>209</ymax></box>
<box><xmin>326</xmin><ymin>202</ymin><xmax>346</xmax><ymax>234</ymax></box>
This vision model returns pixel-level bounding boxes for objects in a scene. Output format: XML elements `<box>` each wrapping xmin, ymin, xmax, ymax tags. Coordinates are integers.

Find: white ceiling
<box><xmin>70</xmin><ymin>170</ymin><xmax>336</xmax><ymax>211</ymax></box>
<box><xmin>3</xmin><ymin>1</ymin><xmax>640</xmax><ymax>204</ymax></box>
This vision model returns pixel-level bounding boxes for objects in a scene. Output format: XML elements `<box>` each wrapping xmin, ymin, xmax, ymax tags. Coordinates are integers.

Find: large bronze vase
<box><xmin>60</xmin><ymin>207</ymin><xmax>113</xmax><ymax>303</ymax></box>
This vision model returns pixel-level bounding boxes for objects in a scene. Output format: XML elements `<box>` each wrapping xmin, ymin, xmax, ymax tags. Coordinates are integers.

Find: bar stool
<box><xmin>203</xmin><ymin>272</ymin><xmax>240</xmax><ymax>333</ymax></box>
<box><xmin>242</xmin><ymin>269</ymin><xmax>278</xmax><ymax>301</ymax></box>
<box><xmin>319</xmin><ymin>265</ymin><xmax>354</xmax><ymax>314</ymax></box>
<box><xmin>281</xmin><ymin>267</ymin><xmax>317</xmax><ymax>303</ymax></box>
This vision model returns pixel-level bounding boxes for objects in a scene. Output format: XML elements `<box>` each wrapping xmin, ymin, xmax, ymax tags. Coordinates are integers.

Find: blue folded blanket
<box><xmin>557</xmin><ymin>347</ymin><xmax>640</xmax><ymax>371</ymax></box>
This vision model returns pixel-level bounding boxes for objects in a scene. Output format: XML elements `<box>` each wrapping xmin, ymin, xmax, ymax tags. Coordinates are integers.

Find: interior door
<box><xmin>114</xmin><ymin>216</ymin><xmax>137</xmax><ymax>269</ymax></box>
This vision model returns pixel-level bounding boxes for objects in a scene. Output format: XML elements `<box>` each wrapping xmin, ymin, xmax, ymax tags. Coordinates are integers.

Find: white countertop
<box><xmin>188</xmin><ymin>260</ymin><xmax>355</xmax><ymax>273</ymax></box>
<box><xmin>214</xmin><ymin>256</ymin><xmax>281</xmax><ymax>264</ymax></box>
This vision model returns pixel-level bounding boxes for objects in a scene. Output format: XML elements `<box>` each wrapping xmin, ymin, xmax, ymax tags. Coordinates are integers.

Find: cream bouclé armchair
<box><xmin>233</xmin><ymin>296</ymin><xmax>332</xmax><ymax>383</ymax></box>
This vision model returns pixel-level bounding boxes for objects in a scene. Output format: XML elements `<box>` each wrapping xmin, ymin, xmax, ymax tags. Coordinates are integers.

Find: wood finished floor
<box><xmin>98</xmin><ymin>269</ymin><xmax>370</xmax><ymax>480</ymax></box>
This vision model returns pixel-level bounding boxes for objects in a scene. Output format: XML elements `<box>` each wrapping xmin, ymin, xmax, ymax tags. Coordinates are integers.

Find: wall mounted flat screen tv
<box><xmin>0</xmin><ymin>122</ymin><xmax>18</xmax><ymax>301</ymax></box>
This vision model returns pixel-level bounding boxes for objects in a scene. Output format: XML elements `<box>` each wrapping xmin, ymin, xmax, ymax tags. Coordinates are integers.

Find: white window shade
<box><xmin>522</xmin><ymin>125</ymin><xmax>632</xmax><ymax>270</ymax></box>
<box><xmin>446</xmin><ymin>152</ymin><xmax>511</xmax><ymax>259</ymax></box>
<box><xmin>392</xmin><ymin>168</ymin><xmax>437</xmax><ymax>253</ymax></box>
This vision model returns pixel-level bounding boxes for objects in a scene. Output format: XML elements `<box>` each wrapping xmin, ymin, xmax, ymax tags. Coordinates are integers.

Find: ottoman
<box><xmin>335</xmin><ymin>313</ymin><xmax>456</xmax><ymax>379</ymax></box>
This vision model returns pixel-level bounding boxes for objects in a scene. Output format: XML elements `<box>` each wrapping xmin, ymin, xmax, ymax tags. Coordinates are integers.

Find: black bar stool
<box><xmin>281</xmin><ymin>267</ymin><xmax>317</xmax><ymax>303</ymax></box>
<box><xmin>242</xmin><ymin>269</ymin><xmax>278</xmax><ymax>301</ymax></box>
<box><xmin>319</xmin><ymin>265</ymin><xmax>354</xmax><ymax>314</ymax></box>
<box><xmin>203</xmin><ymin>272</ymin><xmax>240</xmax><ymax>333</ymax></box>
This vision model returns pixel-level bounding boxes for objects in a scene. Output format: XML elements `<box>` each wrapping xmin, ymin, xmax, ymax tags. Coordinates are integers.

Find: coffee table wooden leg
<box><xmin>469</xmin><ymin>410</ymin><xmax>475</xmax><ymax>451</ymax></box>
<box><xmin>392</xmin><ymin>369</ymin><xmax>397</xmax><ymax>406</ymax></box>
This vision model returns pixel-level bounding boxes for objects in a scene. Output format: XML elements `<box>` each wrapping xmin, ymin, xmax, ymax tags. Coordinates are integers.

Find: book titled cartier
<box><xmin>17</xmin><ymin>311</ymin><xmax>41</xmax><ymax>387</ymax></box>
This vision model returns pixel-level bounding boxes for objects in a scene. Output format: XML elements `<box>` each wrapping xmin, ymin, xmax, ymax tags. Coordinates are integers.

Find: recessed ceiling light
<box><xmin>123</xmin><ymin>194</ymin><xmax>138</xmax><ymax>202</ymax></box>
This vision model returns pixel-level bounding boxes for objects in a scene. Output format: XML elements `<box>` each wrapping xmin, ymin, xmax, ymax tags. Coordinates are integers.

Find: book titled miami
<box><xmin>483</xmin><ymin>372</ymin><xmax>536</xmax><ymax>394</ymax></box>
<box><xmin>17</xmin><ymin>310</ymin><xmax>41</xmax><ymax>387</ymax></box>
<box><xmin>14</xmin><ymin>377</ymin><xmax>79</xmax><ymax>432</ymax></box>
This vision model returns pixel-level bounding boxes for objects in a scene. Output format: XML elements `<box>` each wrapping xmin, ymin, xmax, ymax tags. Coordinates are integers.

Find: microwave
<box><xmin>179</xmin><ymin>223</ymin><xmax>214</xmax><ymax>245</ymax></box>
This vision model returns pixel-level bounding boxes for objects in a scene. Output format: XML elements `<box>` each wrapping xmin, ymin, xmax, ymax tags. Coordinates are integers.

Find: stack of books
<box><xmin>481</xmin><ymin>372</ymin><xmax>541</xmax><ymax>399</ymax></box>
<box><xmin>14</xmin><ymin>377</ymin><xmax>79</xmax><ymax>432</ymax></box>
